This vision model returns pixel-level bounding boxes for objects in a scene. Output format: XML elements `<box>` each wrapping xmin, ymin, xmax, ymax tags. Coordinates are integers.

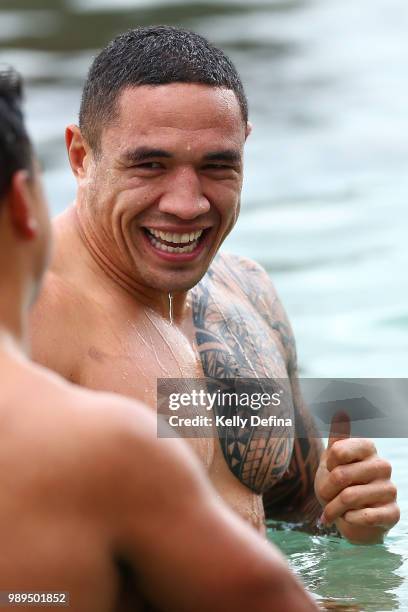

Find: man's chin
<box><xmin>144</xmin><ymin>269</ymin><xmax>208</xmax><ymax>294</ymax></box>
<box><xmin>152</xmin><ymin>279</ymin><xmax>202</xmax><ymax>294</ymax></box>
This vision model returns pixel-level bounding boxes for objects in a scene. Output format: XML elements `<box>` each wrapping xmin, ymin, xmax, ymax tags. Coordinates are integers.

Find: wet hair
<box><xmin>79</xmin><ymin>25</ymin><xmax>248</xmax><ymax>152</ymax></box>
<box><xmin>0</xmin><ymin>67</ymin><xmax>32</xmax><ymax>200</ymax></box>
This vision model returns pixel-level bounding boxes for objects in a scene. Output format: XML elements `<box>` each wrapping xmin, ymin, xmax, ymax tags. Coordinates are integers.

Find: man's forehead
<box><xmin>115</xmin><ymin>83</ymin><xmax>244</xmax><ymax>130</ymax></box>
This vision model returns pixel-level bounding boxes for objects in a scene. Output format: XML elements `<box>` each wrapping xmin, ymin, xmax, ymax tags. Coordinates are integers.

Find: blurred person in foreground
<box><xmin>0</xmin><ymin>67</ymin><xmax>319</xmax><ymax>612</ymax></box>
<box><xmin>29</xmin><ymin>26</ymin><xmax>399</xmax><ymax>544</ymax></box>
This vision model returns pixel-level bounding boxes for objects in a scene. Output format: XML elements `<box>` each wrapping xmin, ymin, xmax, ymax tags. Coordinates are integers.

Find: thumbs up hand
<box><xmin>314</xmin><ymin>412</ymin><xmax>399</xmax><ymax>544</ymax></box>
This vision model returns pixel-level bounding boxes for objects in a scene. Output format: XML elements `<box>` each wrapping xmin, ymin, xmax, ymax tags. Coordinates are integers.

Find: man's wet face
<box><xmin>84</xmin><ymin>83</ymin><xmax>247</xmax><ymax>293</ymax></box>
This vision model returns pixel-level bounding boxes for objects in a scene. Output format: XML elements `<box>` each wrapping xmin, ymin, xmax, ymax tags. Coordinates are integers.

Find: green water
<box><xmin>1</xmin><ymin>1</ymin><xmax>407</xmax><ymax>609</ymax></box>
<box><xmin>268</xmin><ymin>526</ymin><xmax>404</xmax><ymax>611</ymax></box>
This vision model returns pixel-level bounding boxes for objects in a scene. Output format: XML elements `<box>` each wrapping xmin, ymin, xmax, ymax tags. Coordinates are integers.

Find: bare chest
<box><xmin>77</xmin><ymin>295</ymin><xmax>287</xmax><ymax>407</ymax></box>
<box><xmin>78</xmin><ymin>310</ymin><xmax>202</xmax><ymax>405</ymax></box>
<box><xmin>76</xmin><ymin>289</ymin><xmax>291</xmax><ymax>529</ymax></box>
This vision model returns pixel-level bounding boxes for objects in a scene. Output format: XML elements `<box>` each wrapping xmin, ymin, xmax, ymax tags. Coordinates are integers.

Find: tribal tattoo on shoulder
<box><xmin>191</xmin><ymin>253</ymin><xmax>324</xmax><ymax>527</ymax></box>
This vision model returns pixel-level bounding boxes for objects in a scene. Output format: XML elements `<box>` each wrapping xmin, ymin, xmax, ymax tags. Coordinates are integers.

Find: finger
<box><xmin>343</xmin><ymin>502</ymin><xmax>400</xmax><ymax>529</ymax></box>
<box><xmin>326</xmin><ymin>438</ymin><xmax>377</xmax><ymax>472</ymax></box>
<box><xmin>327</xmin><ymin>411</ymin><xmax>351</xmax><ymax>449</ymax></box>
<box><xmin>322</xmin><ymin>481</ymin><xmax>397</xmax><ymax>525</ymax></box>
<box><xmin>317</xmin><ymin>456</ymin><xmax>392</xmax><ymax>503</ymax></box>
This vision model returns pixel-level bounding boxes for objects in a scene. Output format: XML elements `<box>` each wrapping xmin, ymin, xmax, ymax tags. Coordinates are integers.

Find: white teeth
<box><xmin>146</xmin><ymin>227</ymin><xmax>204</xmax><ymax>254</ymax></box>
<box><xmin>147</xmin><ymin>228</ymin><xmax>203</xmax><ymax>244</ymax></box>
<box><xmin>150</xmin><ymin>236</ymin><xmax>198</xmax><ymax>253</ymax></box>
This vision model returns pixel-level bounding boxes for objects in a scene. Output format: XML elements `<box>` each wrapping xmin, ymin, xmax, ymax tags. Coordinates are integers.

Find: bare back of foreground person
<box><xmin>0</xmin><ymin>68</ymin><xmax>319</xmax><ymax>611</ymax></box>
<box><xmin>30</xmin><ymin>27</ymin><xmax>399</xmax><ymax>545</ymax></box>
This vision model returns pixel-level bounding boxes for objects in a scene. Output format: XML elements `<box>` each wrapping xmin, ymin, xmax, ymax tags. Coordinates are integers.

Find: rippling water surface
<box><xmin>1</xmin><ymin>1</ymin><xmax>407</xmax><ymax>609</ymax></box>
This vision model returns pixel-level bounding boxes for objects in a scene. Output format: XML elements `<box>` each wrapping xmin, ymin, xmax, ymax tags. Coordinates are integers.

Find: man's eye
<box><xmin>136</xmin><ymin>162</ymin><xmax>163</xmax><ymax>169</ymax></box>
<box><xmin>204</xmin><ymin>164</ymin><xmax>233</xmax><ymax>171</ymax></box>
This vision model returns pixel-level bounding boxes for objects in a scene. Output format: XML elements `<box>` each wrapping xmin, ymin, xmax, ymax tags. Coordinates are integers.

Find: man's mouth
<box><xmin>143</xmin><ymin>227</ymin><xmax>206</xmax><ymax>254</ymax></box>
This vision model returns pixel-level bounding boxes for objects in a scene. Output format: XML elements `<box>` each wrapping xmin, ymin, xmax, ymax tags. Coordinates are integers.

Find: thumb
<box><xmin>327</xmin><ymin>411</ymin><xmax>351</xmax><ymax>449</ymax></box>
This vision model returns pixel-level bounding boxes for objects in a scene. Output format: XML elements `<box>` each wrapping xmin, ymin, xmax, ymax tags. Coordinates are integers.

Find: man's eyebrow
<box><xmin>120</xmin><ymin>147</ymin><xmax>242</xmax><ymax>164</ymax></box>
<box><xmin>203</xmin><ymin>150</ymin><xmax>242</xmax><ymax>164</ymax></box>
<box><xmin>121</xmin><ymin>147</ymin><xmax>173</xmax><ymax>163</ymax></box>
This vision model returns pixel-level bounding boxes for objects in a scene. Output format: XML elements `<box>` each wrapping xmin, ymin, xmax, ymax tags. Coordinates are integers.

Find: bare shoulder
<box><xmin>15</xmin><ymin>359</ymin><xmax>203</xmax><ymax>519</ymax></box>
<box><xmin>211</xmin><ymin>251</ymin><xmax>272</xmax><ymax>285</ymax></box>
<box><xmin>31</xmin><ymin>361</ymin><xmax>204</xmax><ymax>495</ymax></box>
<box><xmin>209</xmin><ymin>252</ymin><xmax>280</xmax><ymax>309</ymax></box>
<box><xmin>26</xmin><ymin>360</ymin><xmax>152</xmax><ymax>447</ymax></box>
<box><xmin>209</xmin><ymin>252</ymin><xmax>297</xmax><ymax>370</ymax></box>
<box><xmin>29</xmin><ymin>270</ymin><xmax>91</xmax><ymax>379</ymax></box>
<box><xmin>31</xmin><ymin>267</ymin><xmax>92</xmax><ymax>325</ymax></box>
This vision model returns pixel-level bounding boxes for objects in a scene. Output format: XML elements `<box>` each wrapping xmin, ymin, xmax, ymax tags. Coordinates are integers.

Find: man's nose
<box><xmin>158</xmin><ymin>167</ymin><xmax>210</xmax><ymax>219</ymax></box>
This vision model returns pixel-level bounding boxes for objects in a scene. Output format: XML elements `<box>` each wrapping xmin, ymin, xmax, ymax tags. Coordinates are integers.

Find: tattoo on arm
<box><xmin>262</xmin><ymin>337</ymin><xmax>326</xmax><ymax>529</ymax></box>
<box><xmin>192</xmin><ymin>254</ymin><xmax>328</xmax><ymax>530</ymax></box>
<box><xmin>191</xmin><ymin>257</ymin><xmax>293</xmax><ymax>493</ymax></box>
<box><xmin>222</xmin><ymin>256</ymin><xmax>326</xmax><ymax>526</ymax></box>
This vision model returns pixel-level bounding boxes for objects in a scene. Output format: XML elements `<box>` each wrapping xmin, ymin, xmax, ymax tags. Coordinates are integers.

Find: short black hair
<box><xmin>79</xmin><ymin>25</ymin><xmax>248</xmax><ymax>152</ymax></box>
<box><xmin>0</xmin><ymin>67</ymin><xmax>32</xmax><ymax>200</ymax></box>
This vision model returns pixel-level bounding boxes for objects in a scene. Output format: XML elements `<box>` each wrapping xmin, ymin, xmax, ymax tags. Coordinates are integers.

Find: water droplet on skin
<box><xmin>168</xmin><ymin>292</ymin><xmax>173</xmax><ymax>325</ymax></box>
<box><xmin>144</xmin><ymin>310</ymin><xmax>182</xmax><ymax>375</ymax></box>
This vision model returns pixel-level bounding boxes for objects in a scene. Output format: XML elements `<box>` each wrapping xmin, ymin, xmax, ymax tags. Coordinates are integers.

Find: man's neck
<box><xmin>0</xmin><ymin>276</ymin><xmax>28</xmax><ymax>355</ymax></box>
<box><xmin>57</xmin><ymin>205</ymin><xmax>191</xmax><ymax>320</ymax></box>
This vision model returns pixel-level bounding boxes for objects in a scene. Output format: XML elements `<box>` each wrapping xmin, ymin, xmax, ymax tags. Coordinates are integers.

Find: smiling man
<box><xmin>0</xmin><ymin>65</ymin><xmax>321</xmax><ymax>612</ymax></box>
<box><xmin>30</xmin><ymin>26</ymin><xmax>399</xmax><ymax>543</ymax></box>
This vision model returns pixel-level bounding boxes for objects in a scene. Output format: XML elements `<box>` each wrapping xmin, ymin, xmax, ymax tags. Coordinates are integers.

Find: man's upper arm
<box><xmin>220</xmin><ymin>255</ymin><xmax>324</xmax><ymax>524</ymax></box>
<box><xmin>240</xmin><ymin>261</ymin><xmax>325</xmax><ymax>525</ymax></box>
<box><xmin>263</xmin><ymin>369</ymin><xmax>324</xmax><ymax>526</ymax></box>
<box><xmin>107</xmin><ymin>404</ymin><xmax>317</xmax><ymax>612</ymax></box>
<box><xmin>219</xmin><ymin>253</ymin><xmax>298</xmax><ymax>374</ymax></box>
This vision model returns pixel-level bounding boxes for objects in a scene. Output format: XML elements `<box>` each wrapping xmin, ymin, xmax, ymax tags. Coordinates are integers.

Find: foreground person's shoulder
<box><xmin>63</xmin><ymin>383</ymin><xmax>207</xmax><ymax>504</ymax></box>
<box><xmin>21</xmin><ymin>365</ymin><xmax>201</xmax><ymax>524</ymax></box>
<box><xmin>31</xmin><ymin>364</ymin><xmax>195</xmax><ymax>484</ymax></box>
<box><xmin>64</xmin><ymin>379</ymin><xmax>198</xmax><ymax>476</ymax></box>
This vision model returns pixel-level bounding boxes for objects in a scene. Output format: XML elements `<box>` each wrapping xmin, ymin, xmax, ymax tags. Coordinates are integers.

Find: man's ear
<box><xmin>65</xmin><ymin>124</ymin><xmax>92</xmax><ymax>179</ymax></box>
<box><xmin>245</xmin><ymin>121</ymin><xmax>253</xmax><ymax>140</ymax></box>
<box><xmin>8</xmin><ymin>170</ymin><xmax>38</xmax><ymax>240</ymax></box>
